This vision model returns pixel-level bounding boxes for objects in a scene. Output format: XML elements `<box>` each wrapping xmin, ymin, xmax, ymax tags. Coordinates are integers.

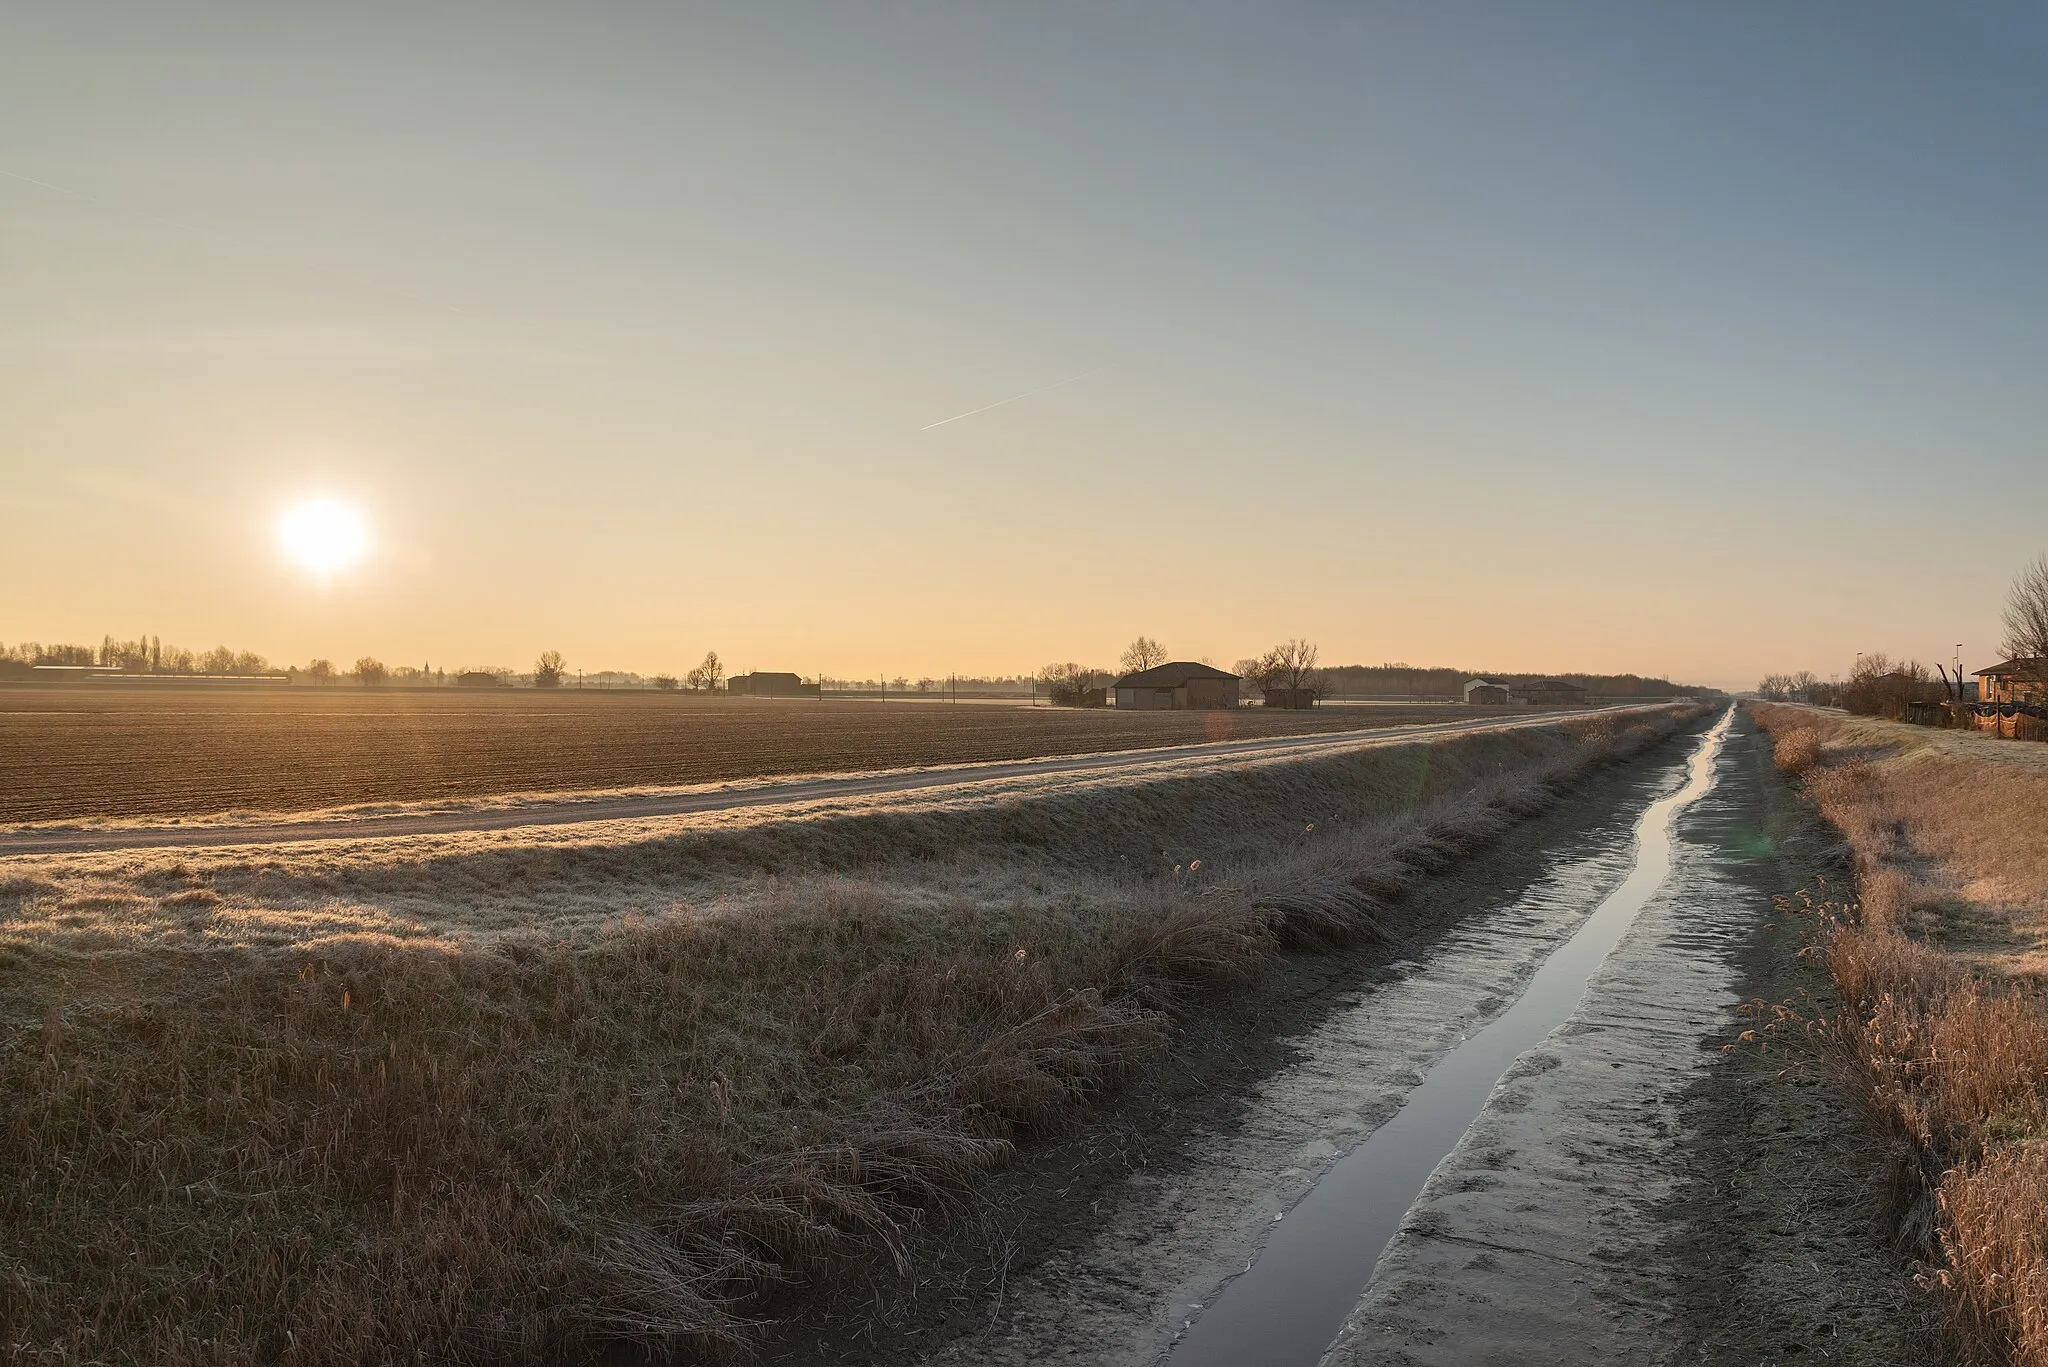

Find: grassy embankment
<box><xmin>1750</xmin><ymin>704</ymin><xmax>2048</xmax><ymax>1364</ymax></box>
<box><xmin>3</xmin><ymin>706</ymin><xmax>1701</xmax><ymax>1365</ymax></box>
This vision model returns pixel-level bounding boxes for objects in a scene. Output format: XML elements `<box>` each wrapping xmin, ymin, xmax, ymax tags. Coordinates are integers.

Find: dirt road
<box><xmin>0</xmin><ymin>687</ymin><xmax>1503</xmax><ymax>825</ymax></box>
<box><xmin>0</xmin><ymin>708</ymin><xmax>1647</xmax><ymax>857</ymax></box>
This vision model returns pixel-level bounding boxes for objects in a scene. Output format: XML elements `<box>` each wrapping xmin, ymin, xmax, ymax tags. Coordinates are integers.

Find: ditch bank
<box><xmin>4</xmin><ymin>706</ymin><xmax>1708</xmax><ymax>1366</ymax></box>
<box><xmin>762</xmin><ymin>709</ymin><xmax>1941</xmax><ymax>1366</ymax></box>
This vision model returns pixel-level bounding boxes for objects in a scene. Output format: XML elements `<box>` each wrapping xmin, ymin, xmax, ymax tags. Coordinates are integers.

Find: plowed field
<box><xmin>0</xmin><ymin>687</ymin><xmax>1493</xmax><ymax>824</ymax></box>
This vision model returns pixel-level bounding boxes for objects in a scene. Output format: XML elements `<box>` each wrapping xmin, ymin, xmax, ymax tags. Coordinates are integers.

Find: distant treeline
<box><xmin>3</xmin><ymin>637</ymin><xmax>280</xmax><ymax>676</ymax></box>
<box><xmin>2</xmin><ymin>636</ymin><xmax>1717</xmax><ymax>699</ymax></box>
<box><xmin>0</xmin><ymin>637</ymin><xmax>478</xmax><ymax>685</ymax></box>
<box><xmin>1321</xmin><ymin>664</ymin><xmax>1718</xmax><ymax>699</ymax></box>
<box><xmin>0</xmin><ymin>637</ymin><xmax>1062</xmax><ymax>692</ymax></box>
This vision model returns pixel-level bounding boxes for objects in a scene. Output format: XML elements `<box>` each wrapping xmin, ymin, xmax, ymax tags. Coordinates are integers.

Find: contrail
<box><xmin>920</xmin><ymin>363</ymin><xmax>1112</xmax><ymax>431</ymax></box>
<box><xmin>0</xmin><ymin>168</ymin><xmax>220</xmax><ymax>240</ymax></box>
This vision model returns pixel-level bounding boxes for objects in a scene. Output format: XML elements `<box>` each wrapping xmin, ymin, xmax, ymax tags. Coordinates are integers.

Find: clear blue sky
<box><xmin>3</xmin><ymin>3</ymin><xmax>2043</xmax><ymax>686</ymax></box>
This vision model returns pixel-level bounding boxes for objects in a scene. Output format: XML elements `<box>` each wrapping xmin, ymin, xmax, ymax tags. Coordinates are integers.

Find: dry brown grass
<box><xmin>1751</xmin><ymin>703</ymin><xmax>2048</xmax><ymax>1364</ymax></box>
<box><xmin>1</xmin><ymin>706</ymin><xmax>1701</xmax><ymax>1365</ymax></box>
<box><xmin>0</xmin><ymin>685</ymin><xmax>1514</xmax><ymax>825</ymax></box>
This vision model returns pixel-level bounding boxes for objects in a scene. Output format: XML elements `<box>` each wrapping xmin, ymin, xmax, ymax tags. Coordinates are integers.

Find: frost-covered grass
<box><xmin>1</xmin><ymin>706</ymin><xmax>1698</xmax><ymax>1365</ymax></box>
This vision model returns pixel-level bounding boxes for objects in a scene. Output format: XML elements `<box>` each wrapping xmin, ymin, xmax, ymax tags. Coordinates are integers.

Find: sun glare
<box><xmin>278</xmin><ymin>499</ymin><xmax>369</xmax><ymax>576</ymax></box>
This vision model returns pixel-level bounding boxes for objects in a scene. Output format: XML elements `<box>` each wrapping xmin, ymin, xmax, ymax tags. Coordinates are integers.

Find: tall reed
<box><xmin>1752</xmin><ymin>703</ymin><xmax>2048</xmax><ymax>1364</ymax></box>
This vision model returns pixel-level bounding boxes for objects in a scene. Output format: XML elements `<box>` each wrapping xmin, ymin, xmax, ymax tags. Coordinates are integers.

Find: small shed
<box><xmin>1264</xmin><ymin>686</ymin><xmax>1319</xmax><ymax>710</ymax></box>
<box><xmin>1517</xmin><ymin>679</ymin><xmax>1589</xmax><ymax>706</ymax></box>
<box><xmin>727</xmin><ymin>671</ymin><xmax>821</xmax><ymax>698</ymax></box>
<box><xmin>1973</xmin><ymin>659</ymin><xmax>2048</xmax><ymax>707</ymax></box>
<box><xmin>1462</xmin><ymin>678</ymin><xmax>1511</xmax><ymax>705</ymax></box>
<box><xmin>1113</xmin><ymin>661</ymin><xmax>1240</xmax><ymax>710</ymax></box>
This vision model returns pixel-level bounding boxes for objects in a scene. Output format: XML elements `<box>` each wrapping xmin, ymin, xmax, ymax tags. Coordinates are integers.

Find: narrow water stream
<box><xmin>1164</xmin><ymin>708</ymin><xmax>1734</xmax><ymax>1367</ymax></box>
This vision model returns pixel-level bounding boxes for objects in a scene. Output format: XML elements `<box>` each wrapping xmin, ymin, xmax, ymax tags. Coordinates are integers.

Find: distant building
<box><xmin>727</xmin><ymin>671</ymin><xmax>821</xmax><ymax>698</ymax></box>
<box><xmin>1264</xmin><ymin>686</ymin><xmax>1320</xmax><ymax>710</ymax></box>
<box><xmin>456</xmin><ymin>671</ymin><xmax>504</xmax><ymax>688</ymax></box>
<box><xmin>1973</xmin><ymin>658</ymin><xmax>2048</xmax><ymax>707</ymax></box>
<box><xmin>1517</xmin><ymin>679</ymin><xmax>1589</xmax><ymax>706</ymax></box>
<box><xmin>1113</xmin><ymin>662</ymin><xmax>1240</xmax><ymax>711</ymax></box>
<box><xmin>13</xmin><ymin>664</ymin><xmax>288</xmax><ymax>687</ymax></box>
<box><xmin>1462</xmin><ymin>678</ymin><xmax>1511</xmax><ymax>705</ymax></box>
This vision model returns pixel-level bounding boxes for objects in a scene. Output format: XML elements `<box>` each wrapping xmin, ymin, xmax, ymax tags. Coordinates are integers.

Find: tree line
<box><xmin>1039</xmin><ymin>636</ymin><xmax>1705</xmax><ymax>706</ymax></box>
<box><xmin>3</xmin><ymin>636</ymin><xmax>280</xmax><ymax>677</ymax></box>
<box><xmin>1755</xmin><ymin>553</ymin><xmax>2048</xmax><ymax>718</ymax></box>
<box><xmin>6</xmin><ymin>630</ymin><xmax>1725</xmax><ymax>702</ymax></box>
<box><xmin>2</xmin><ymin>637</ymin><xmax>520</xmax><ymax>688</ymax></box>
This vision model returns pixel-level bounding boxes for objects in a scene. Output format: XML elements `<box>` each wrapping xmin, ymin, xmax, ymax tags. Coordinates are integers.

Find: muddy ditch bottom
<box><xmin>1169</xmin><ymin>711</ymin><xmax>1732</xmax><ymax>1366</ymax></box>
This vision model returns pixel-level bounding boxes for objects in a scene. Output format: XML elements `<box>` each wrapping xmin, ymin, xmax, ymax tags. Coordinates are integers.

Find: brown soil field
<box><xmin>0</xmin><ymin>686</ymin><xmax>1502</xmax><ymax>824</ymax></box>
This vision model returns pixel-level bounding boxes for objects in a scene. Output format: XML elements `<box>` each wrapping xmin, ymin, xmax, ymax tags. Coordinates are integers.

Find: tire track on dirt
<box><xmin>0</xmin><ymin>710</ymin><xmax>1653</xmax><ymax>856</ymax></box>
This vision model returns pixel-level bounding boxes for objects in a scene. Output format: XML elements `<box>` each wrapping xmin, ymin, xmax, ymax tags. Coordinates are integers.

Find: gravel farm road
<box><xmin>0</xmin><ymin>707</ymin><xmax>1663</xmax><ymax>858</ymax></box>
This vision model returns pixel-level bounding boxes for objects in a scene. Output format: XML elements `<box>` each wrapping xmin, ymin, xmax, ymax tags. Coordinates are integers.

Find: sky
<box><xmin>3</xmin><ymin>3</ymin><xmax>2044</xmax><ymax>689</ymax></box>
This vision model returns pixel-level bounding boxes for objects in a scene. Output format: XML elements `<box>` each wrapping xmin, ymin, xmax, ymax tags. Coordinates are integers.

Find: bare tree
<box><xmin>1841</xmin><ymin>652</ymin><xmax>1938</xmax><ymax>719</ymax></box>
<box><xmin>652</xmin><ymin>674</ymin><xmax>679</xmax><ymax>691</ymax></box>
<box><xmin>684</xmin><ymin>650</ymin><xmax>723</xmax><ymax>692</ymax></box>
<box><xmin>1259</xmin><ymin>638</ymin><xmax>1326</xmax><ymax>698</ymax></box>
<box><xmin>354</xmin><ymin>656</ymin><xmax>388</xmax><ymax>687</ymax></box>
<box><xmin>2003</xmin><ymin>555</ymin><xmax>2048</xmax><ymax>662</ymax></box>
<box><xmin>1120</xmin><ymin>636</ymin><xmax>1167</xmax><ymax>674</ymax></box>
<box><xmin>534</xmin><ymin>650</ymin><xmax>566</xmax><ymax>688</ymax></box>
<box><xmin>1756</xmin><ymin>670</ymin><xmax>1824</xmax><ymax>701</ymax></box>
<box><xmin>305</xmin><ymin>658</ymin><xmax>336</xmax><ymax>685</ymax></box>
<box><xmin>1040</xmin><ymin>661</ymin><xmax>1102</xmax><ymax>706</ymax></box>
<box><xmin>1231</xmin><ymin>656</ymin><xmax>1269</xmax><ymax>702</ymax></box>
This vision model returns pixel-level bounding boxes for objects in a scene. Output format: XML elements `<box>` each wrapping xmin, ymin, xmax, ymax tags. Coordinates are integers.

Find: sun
<box><xmin>278</xmin><ymin>498</ymin><xmax>369</xmax><ymax>575</ymax></box>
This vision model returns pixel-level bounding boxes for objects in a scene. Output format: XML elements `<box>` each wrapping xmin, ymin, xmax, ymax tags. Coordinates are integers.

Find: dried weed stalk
<box><xmin>1751</xmin><ymin>702</ymin><xmax>2048</xmax><ymax>1365</ymax></box>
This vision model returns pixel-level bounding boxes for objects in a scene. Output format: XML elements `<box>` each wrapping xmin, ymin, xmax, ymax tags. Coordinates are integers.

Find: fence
<box><xmin>1972</xmin><ymin>709</ymin><xmax>2048</xmax><ymax>743</ymax></box>
<box><xmin>1911</xmin><ymin>700</ymin><xmax>2048</xmax><ymax>744</ymax></box>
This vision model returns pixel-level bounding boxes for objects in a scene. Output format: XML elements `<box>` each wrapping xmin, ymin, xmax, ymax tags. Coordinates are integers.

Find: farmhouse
<box><xmin>1517</xmin><ymin>679</ymin><xmax>1588</xmax><ymax>706</ymax></box>
<box><xmin>1974</xmin><ymin>658</ymin><xmax>2048</xmax><ymax>707</ymax></box>
<box><xmin>1462</xmin><ymin>678</ymin><xmax>1511</xmax><ymax>705</ymax></box>
<box><xmin>727</xmin><ymin>671</ymin><xmax>821</xmax><ymax>698</ymax></box>
<box><xmin>1113</xmin><ymin>661</ymin><xmax>1240</xmax><ymax>711</ymax></box>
